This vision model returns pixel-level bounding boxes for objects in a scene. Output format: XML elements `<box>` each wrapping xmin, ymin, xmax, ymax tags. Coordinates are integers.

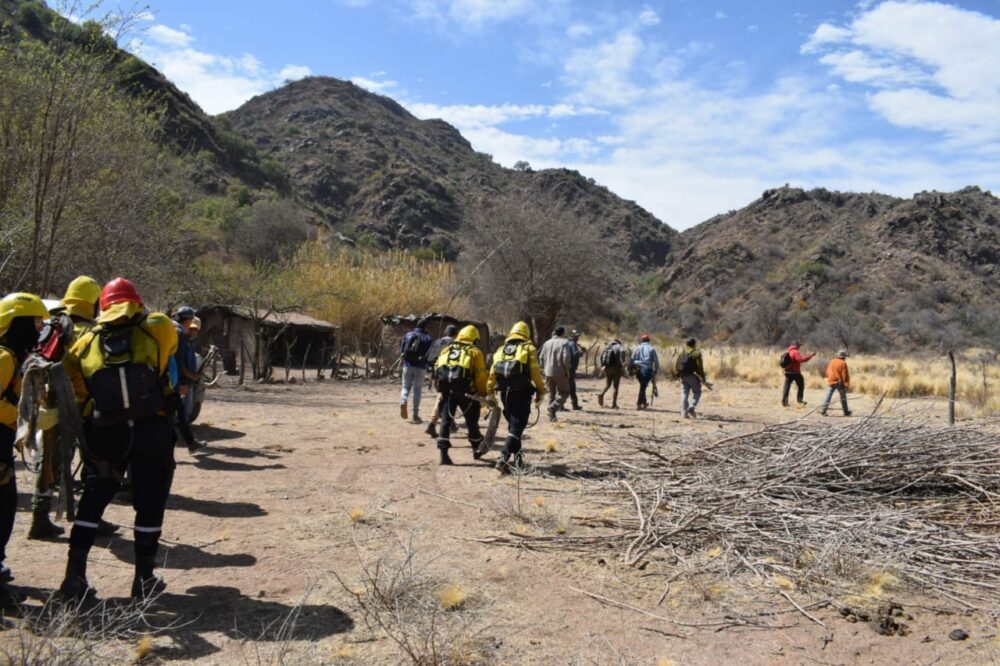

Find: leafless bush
<box><xmin>334</xmin><ymin>530</ymin><xmax>497</xmax><ymax>665</ymax></box>
<box><xmin>237</xmin><ymin>581</ymin><xmax>316</xmax><ymax>666</ymax></box>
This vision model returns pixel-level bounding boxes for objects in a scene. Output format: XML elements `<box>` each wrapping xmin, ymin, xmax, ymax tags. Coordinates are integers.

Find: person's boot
<box><xmin>425</xmin><ymin>421</ymin><xmax>438</xmax><ymax>438</ymax></box>
<box><xmin>471</xmin><ymin>440</ymin><xmax>484</xmax><ymax>460</ymax></box>
<box><xmin>131</xmin><ymin>556</ymin><xmax>166</xmax><ymax>600</ymax></box>
<box><xmin>57</xmin><ymin>548</ymin><xmax>95</xmax><ymax>601</ymax></box>
<box><xmin>0</xmin><ymin>584</ymin><xmax>21</xmax><ymax>609</ymax></box>
<box><xmin>597</xmin><ymin>394</ymin><xmax>604</xmax><ymax>407</ymax></box>
<box><xmin>400</xmin><ymin>403</ymin><xmax>408</xmax><ymax>420</ymax></box>
<box><xmin>411</xmin><ymin>412</ymin><xmax>422</xmax><ymax>424</ymax></box>
<box><xmin>547</xmin><ymin>406</ymin><xmax>557</xmax><ymax>422</ymax></box>
<box><xmin>28</xmin><ymin>509</ymin><xmax>65</xmax><ymax>540</ymax></box>
<box><xmin>496</xmin><ymin>452</ymin><xmax>511</xmax><ymax>475</ymax></box>
<box><xmin>439</xmin><ymin>448</ymin><xmax>453</xmax><ymax>466</ymax></box>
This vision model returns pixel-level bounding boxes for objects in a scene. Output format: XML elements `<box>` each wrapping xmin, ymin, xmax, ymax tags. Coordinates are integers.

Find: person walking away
<box><xmin>29</xmin><ymin>276</ymin><xmax>114</xmax><ymax>541</ymax></box>
<box><xmin>425</xmin><ymin>324</ymin><xmax>458</xmax><ymax>438</ymax></box>
<box><xmin>676</xmin><ymin>337</ymin><xmax>712</xmax><ymax>418</ymax></box>
<box><xmin>0</xmin><ymin>293</ymin><xmax>48</xmax><ymax>607</ymax></box>
<box><xmin>597</xmin><ymin>339</ymin><xmax>626</xmax><ymax>409</ymax></box>
<box><xmin>399</xmin><ymin>319</ymin><xmax>433</xmax><ymax>423</ymax></box>
<box><xmin>821</xmin><ymin>350</ymin><xmax>852</xmax><ymax>416</ymax></box>
<box><xmin>487</xmin><ymin>322</ymin><xmax>546</xmax><ymax>474</ymax></box>
<box><xmin>433</xmin><ymin>325</ymin><xmax>487</xmax><ymax>466</ymax></box>
<box><xmin>58</xmin><ymin>278</ymin><xmax>179</xmax><ymax>600</ymax></box>
<box><xmin>631</xmin><ymin>334</ymin><xmax>659</xmax><ymax>410</ymax></box>
<box><xmin>567</xmin><ymin>330</ymin><xmax>586</xmax><ymax>410</ymax></box>
<box><xmin>538</xmin><ymin>326</ymin><xmax>572</xmax><ymax>421</ymax></box>
<box><xmin>781</xmin><ymin>340</ymin><xmax>814</xmax><ymax>407</ymax></box>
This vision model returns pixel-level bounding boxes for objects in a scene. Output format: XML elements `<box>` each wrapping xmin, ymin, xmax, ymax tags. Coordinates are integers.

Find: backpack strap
<box><xmin>0</xmin><ymin>345</ymin><xmax>19</xmax><ymax>406</ymax></box>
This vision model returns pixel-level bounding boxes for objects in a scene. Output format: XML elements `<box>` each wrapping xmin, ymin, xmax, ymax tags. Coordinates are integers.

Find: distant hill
<box><xmin>654</xmin><ymin>185</ymin><xmax>1000</xmax><ymax>350</ymax></box>
<box><xmin>224</xmin><ymin>76</ymin><xmax>676</xmax><ymax>268</ymax></box>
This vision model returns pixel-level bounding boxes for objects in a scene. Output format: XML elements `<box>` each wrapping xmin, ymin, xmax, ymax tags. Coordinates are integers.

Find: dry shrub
<box><xmin>335</xmin><ymin>530</ymin><xmax>496</xmax><ymax>665</ymax></box>
<box><xmin>289</xmin><ymin>242</ymin><xmax>454</xmax><ymax>351</ymax></box>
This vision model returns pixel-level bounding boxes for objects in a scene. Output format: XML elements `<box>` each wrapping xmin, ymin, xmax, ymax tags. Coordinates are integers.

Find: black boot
<box><xmin>439</xmin><ymin>448</ymin><xmax>453</xmax><ymax>466</ymax></box>
<box><xmin>28</xmin><ymin>509</ymin><xmax>65</xmax><ymax>540</ymax></box>
<box><xmin>495</xmin><ymin>452</ymin><xmax>512</xmax><ymax>475</ymax></box>
<box><xmin>471</xmin><ymin>439</ymin><xmax>484</xmax><ymax>460</ymax></box>
<box><xmin>58</xmin><ymin>548</ymin><xmax>95</xmax><ymax>600</ymax></box>
<box><xmin>425</xmin><ymin>421</ymin><xmax>438</xmax><ymax>438</ymax></box>
<box><xmin>131</xmin><ymin>556</ymin><xmax>166</xmax><ymax>600</ymax></box>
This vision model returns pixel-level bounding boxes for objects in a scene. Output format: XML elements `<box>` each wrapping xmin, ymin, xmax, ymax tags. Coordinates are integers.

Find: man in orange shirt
<box><xmin>820</xmin><ymin>350</ymin><xmax>852</xmax><ymax>417</ymax></box>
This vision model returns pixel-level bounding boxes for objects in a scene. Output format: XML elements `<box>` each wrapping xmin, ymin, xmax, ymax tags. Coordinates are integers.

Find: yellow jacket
<box><xmin>64</xmin><ymin>310</ymin><xmax>178</xmax><ymax>408</ymax></box>
<box><xmin>434</xmin><ymin>327</ymin><xmax>488</xmax><ymax>396</ymax></box>
<box><xmin>487</xmin><ymin>329</ymin><xmax>545</xmax><ymax>395</ymax></box>
<box><xmin>0</xmin><ymin>348</ymin><xmax>20</xmax><ymax>429</ymax></box>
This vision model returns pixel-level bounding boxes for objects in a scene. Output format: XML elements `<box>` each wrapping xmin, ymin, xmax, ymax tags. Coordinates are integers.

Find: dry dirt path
<box><xmin>2</xmin><ymin>377</ymin><xmax>993</xmax><ymax>664</ymax></box>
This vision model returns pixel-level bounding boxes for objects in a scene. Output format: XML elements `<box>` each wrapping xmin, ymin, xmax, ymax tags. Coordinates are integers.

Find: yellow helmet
<box><xmin>61</xmin><ymin>275</ymin><xmax>102</xmax><ymax>320</ymax></box>
<box><xmin>456</xmin><ymin>324</ymin><xmax>480</xmax><ymax>344</ymax></box>
<box><xmin>0</xmin><ymin>292</ymin><xmax>49</xmax><ymax>338</ymax></box>
<box><xmin>509</xmin><ymin>321</ymin><xmax>530</xmax><ymax>340</ymax></box>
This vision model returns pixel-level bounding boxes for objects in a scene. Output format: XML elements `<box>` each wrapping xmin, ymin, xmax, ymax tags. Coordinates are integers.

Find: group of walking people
<box><xmin>399</xmin><ymin>321</ymin><xmax>858</xmax><ymax>473</ymax></box>
<box><xmin>0</xmin><ymin>277</ymin><xmax>207</xmax><ymax>607</ymax></box>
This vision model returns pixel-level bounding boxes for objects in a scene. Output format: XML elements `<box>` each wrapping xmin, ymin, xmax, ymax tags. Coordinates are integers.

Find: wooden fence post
<box><xmin>948</xmin><ymin>350</ymin><xmax>956</xmax><ymax>425</ymax></box>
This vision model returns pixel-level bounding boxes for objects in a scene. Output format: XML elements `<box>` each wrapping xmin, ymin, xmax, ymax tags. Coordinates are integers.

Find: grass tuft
<box><xmin>437</xmin><ymin>584</ymin><xmax>468</xmax><ymax>611</ymax></box>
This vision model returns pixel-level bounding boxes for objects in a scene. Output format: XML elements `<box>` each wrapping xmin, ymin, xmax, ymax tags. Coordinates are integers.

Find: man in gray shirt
<box><xmin>538</xmin><ymin>326</ymin><xmax>572</xmax><ymax>421</ymax></box>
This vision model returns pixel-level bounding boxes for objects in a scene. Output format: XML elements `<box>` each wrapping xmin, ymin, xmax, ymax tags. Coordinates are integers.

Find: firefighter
<box><xmin>487</xmin><ymin>322</ymin><xmax>545</xmax><ymax>474</ymax></box>
<box><xmin>58</xmin><ymin>278</ymin><xmax>179</xmax><ymax>600</ymax></box>
<box><xmin>0</xmin><ymin>293</ymin><xmax>49</xmax><ymax>606</ymax></box>
<box><xmin>433</xmin><ymin>325</ymin><xmax>487</xmax><ymax>466</ymax></box>
<box><xmin>29</xmin><ymin>276</ymin><xmax>111</xmax><ymax>540</ymax></box>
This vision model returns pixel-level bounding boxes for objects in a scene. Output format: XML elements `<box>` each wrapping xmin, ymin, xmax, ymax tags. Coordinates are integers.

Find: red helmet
<box><xmin>640</xmin><ymin>333</ymin><xmax>651</xmax><ymax>342</ymax></box>
<box><xmin>100</xmin><ymin>277</ymin><xmax>142</xmax><ymax>310</ymax></box>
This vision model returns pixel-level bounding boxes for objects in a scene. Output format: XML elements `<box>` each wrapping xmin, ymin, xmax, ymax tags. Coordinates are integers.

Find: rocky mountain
<box><xmin>224</xmin><ymin>76</ymin><xmax>675</xmax><ymax>268</ymax></box>
<box><xmin>654</xmin><ymin>186</ymin><xmax>1000</xmax><ymax>350</ymax></box>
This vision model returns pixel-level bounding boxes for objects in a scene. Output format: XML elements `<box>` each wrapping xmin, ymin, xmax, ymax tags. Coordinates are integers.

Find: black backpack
<box><xmin>403</xmin><ymin>332</ymin><xmax>425</xmax><ymax>363</ymax></box>
<box><xmin>601</xmin><ymin>343</ymin><xmax>622</xmax><ymax>369</ymax></box>
<box><xmin>494</xmin><ymin>341</ymin><xmax>531</xmax><ymax>392</ymax></box>
<box><xmin>779</xmin><ymin>351</ymin><xmax>792</xmax><ymax>369</ymax></box>
<box><xmin>677</xmin><ymin>351</ymin><xmax>697</xmax><ymax>375</ymax></box>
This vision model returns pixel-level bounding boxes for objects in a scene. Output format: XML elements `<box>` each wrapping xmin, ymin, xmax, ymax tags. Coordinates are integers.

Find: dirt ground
<box><xmin>1</xmin><ymin>375</ymin><xmax>996</xmax><ymax>665</ymax></box>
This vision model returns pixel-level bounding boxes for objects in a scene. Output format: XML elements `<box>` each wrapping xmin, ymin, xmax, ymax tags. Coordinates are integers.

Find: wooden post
<box><xmin>948</xmin><ymin>350</ymin><xmax>956</xmax><ymax>425</ymax></box>
<box><xmin>239</xmin><ymin>340</ymin><xmax>247</xmax><ymax>386</ymax></box>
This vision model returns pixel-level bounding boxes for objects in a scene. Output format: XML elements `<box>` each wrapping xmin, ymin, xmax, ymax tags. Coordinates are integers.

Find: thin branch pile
<box><xmin>505</xmin><ymin>415</ymin><xmax>1000</xmax><ymax>610</ymax></box>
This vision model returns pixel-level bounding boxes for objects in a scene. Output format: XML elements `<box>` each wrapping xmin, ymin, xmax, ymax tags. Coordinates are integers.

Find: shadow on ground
<box><xmin>167</xmin><ymin>493</ymin><xmax>267</xmax><ymax>518</ymax></box>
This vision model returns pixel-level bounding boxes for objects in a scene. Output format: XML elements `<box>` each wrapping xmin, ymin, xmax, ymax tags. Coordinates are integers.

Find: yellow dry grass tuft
<box><xmin>543</xmin><ymin>439</ymin><xmax>558</xmax><ymax>453</ymax></box>
<box><xmin>135</xmin><ymin>635</ymin><xmax>154</xmax><ymax>661</ymax></box>
<box><xmin>331</xmin><ymin>644</ymin><xmax>355</xmax><ymax>659</ymax></box>
<box><xmin>348</xmin><ymin>506</ymin><xmax>366</xmax><ymax>523</ymax></box>
<box><xmin>772</xmin><ymin>575</ymin><xmax>796</xmax><ymax>590</ymax></box>
<box><xmin>705</xmin><ymin>546</ymin><xmax>723</xmax><ymax>560</ymax></box>
<box><xmin>437</xmin><ymin>584</ymin><xmax>468</xmax><ymax>611</ymax></box>
<box><xmin>534</xmin><ymin>496</ymin><xmax>546</xmax><ymax>507</ymax></box>
<box><xmin>864</xmin><ymin>571</ymin><xmax>898</xmax><ymax>597</ymax></box>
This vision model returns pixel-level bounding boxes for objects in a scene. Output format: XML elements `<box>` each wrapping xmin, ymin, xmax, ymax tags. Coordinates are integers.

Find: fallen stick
<box><xmin>418</xmin><ymin>489</ymin><xmax>483</xmax><ymax>511</ymax></box>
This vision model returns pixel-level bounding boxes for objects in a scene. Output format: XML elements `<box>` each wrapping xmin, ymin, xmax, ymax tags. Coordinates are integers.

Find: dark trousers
<box><xmin>0</xmin><ymin>426</ymin><xmax>16</xmax><ymax>567</ymax></box>
<box><xmin>821</xmin><ymin>383</ymin><xmax>850</xmax><ymax>414</ymax></box>
<box><xmin>782</xmin><ymin>372</ymin><xmax>805</xmax><ymax>406</ymax></box>
<box><xmin>500</xmin><ymin>390</ymin><xmax>532</xmax><ymax>456</ymax></box>
<box><xmin>69</xmin><ymin>416</ymin><xmax>175</xmax><ymax>563</ymax></box>
<box><xmin>600</xmin><ymin>371</ymin><xmax>622</xmax><ymax>406</ymax></box>
<box><xmin>569</xmin><ymin>371</ymin><xmax>580</xmax><ymax>408</ymax></box>
<box><xmin>437</xmin><ymin>391</ymin><xmax>482</xmax><ymax>452</ymax></box>
<box><xmin>637</xmin><ymin>368</ymin><xmax>653</xmax><ymax>406</ymax></box>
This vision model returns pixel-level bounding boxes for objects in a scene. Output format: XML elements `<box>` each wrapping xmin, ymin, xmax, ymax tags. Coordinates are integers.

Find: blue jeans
<box><xmin>401</xmin><ymin>366</ymin><xmax>426</xmax><ymax>416</ymax></box>
<box><xmin>681</xmin><ymin>374</ymin><xmax>702</xmax><ymax>415</ymax></box>
<box><xmin>821</xmin><ymin>383</ymin><xmax>850</xmax><ymax>415</ymax></box>
<box><xmin>637</xmin><ymin>368</ymin><xmax>653</xmax><ymax>406</ymax></box>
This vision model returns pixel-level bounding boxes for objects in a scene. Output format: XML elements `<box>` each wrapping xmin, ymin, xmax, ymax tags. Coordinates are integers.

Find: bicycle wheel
<box><xmin>203</xmin><ymin>353</ymin><xmax>220</xmax><ymax>386</ymax></box>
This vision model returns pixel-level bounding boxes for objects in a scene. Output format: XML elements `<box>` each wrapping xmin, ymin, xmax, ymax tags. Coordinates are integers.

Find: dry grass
<box><xmin>289</xmin><ymin>241</ymin><xmax>455</xmax><ymax>351</ymax></box>
<box><xmin>691</xmin><ymin>346</ymin><xmax>1000</xmax><ymax>415</ymax></box>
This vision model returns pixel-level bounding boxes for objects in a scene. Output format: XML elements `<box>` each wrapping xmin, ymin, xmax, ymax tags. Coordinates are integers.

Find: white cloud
<box><xmin>147</xmin><ymin>24</ymin><xmax>193</xmax><ymax>47</ymax></box>
<box><xmin>406</xmin><ymin>101</ymin><xmax>602</xmax><ymax>129</ymax></box>
<box><xmin>566</xmin><ymin>23</ymin><xmax>592</xmax><ymax>38</ymax></box>
<box><xmin>135</xmin><ymin>32</ymin><xmax>315</xmax><ymax>114</ymax></box>
<box><xmin>409</xmin><ymin>0</ymin><xmax>551</xmax><ymax>29</ymax></box>
<box><xmin>564</xmin><ymin>30</ymin><xmax>644</xmax><ymax>107</ymax></box>
<box><xmin>639</xmin><ymin>6</ymin><xmax>660</xmax><ymax>27</ymax></box>
<box><xmin>351</xmin><ymin>76</ymin><xmax>399</xmax><ymax>93</ymax></box>
<box><xmin>746</xmin><ymin>24</ymin><xmax>759</xmax><ymax>33</ymax></box>
<box><xmin>714</xmin><ymin>10</ymin><xmax>727</xmax><ymax>20</ymax></box>
<box><xmin>805</xmin><ymin>1</ymin><xmax>1000</xmax><ymax>143</ymax></box>
<box><xmin>280</xmin><ymin>65</ymin><xmax>312</xmax><ymax>81</ymax></box>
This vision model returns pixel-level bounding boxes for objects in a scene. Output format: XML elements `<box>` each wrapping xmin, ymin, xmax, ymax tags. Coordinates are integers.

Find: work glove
<box><xmin>37</xmin><ymin>405</ymin><xmax>59</xmax><ymax>431</ymax></box>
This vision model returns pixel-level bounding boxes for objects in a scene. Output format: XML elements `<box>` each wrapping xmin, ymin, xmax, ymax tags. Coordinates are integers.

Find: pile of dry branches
<box><xmin>496</xmin><ymin>415</ymin><xmax>1000</xmax><ymax>610</ymax></box>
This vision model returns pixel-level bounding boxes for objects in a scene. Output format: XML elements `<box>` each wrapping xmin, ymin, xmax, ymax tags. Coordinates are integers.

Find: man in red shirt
<box><xmin>781</xmin><ymin>341</ymin><xmax>814</xmax><ymax>407</ymax></box>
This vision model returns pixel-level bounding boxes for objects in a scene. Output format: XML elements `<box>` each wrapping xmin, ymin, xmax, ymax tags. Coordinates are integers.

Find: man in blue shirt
<box><xmin>399</xmin><ymin>319</ymin><xmax>433</xmax><ymax>423</ymax></box>
<box><xmin>631</xmin><ymin>334</ymin><xmax>659</xmax><ymax>410</ymax></box>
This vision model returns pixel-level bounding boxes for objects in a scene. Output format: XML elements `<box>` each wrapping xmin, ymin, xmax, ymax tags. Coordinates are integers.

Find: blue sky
<box><xmin>118</xmin><ymin>0</ymin><xmax>1000</xmax><ymax>229</ymax></box>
